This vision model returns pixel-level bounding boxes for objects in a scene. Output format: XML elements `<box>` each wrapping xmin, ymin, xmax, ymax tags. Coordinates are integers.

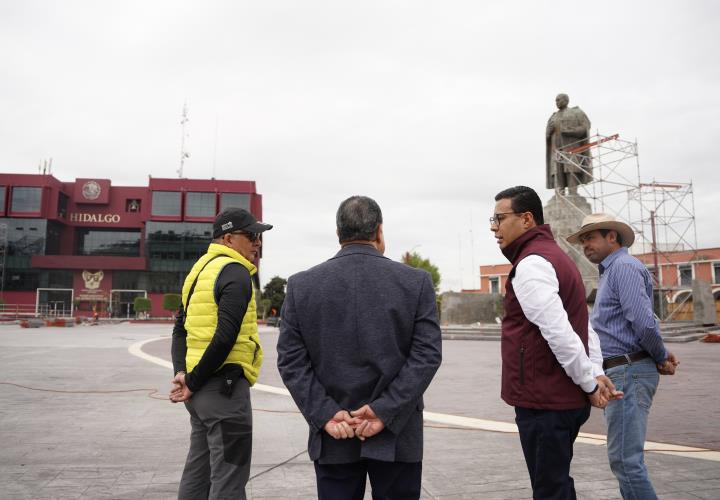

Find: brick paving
<box><xmin>1</xmin><ymin>323</ymin><xmax>718</xmax><ymax>499</ymax></box>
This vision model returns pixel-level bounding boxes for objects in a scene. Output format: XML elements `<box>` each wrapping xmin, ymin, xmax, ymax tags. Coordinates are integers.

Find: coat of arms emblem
<box><xmin>82</xmin><ymin>181</ymin><xmax>102</xmax><ymax>200</ymax></box>
<box><xmin>82</xmin><ymin>270</ymin><xmax>104</xmax><ymax>289</ymax></box>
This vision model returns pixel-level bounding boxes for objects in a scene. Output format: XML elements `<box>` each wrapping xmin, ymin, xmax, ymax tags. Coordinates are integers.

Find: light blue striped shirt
<box><xmin>590</xmin><ymin>247</ymin><xmax>668</xmax><ymax>363</ymax></box>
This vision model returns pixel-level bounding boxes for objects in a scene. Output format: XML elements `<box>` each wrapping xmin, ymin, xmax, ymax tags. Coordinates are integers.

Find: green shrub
<box><xmin>134</xmin><ymin>297</ymin><xmax>152</xmax><ymax>318</ymax></box>
<box><xmin>163</xmin><ymin>293</ymin><xmax>182</xmax><ymax>314</ymax></box>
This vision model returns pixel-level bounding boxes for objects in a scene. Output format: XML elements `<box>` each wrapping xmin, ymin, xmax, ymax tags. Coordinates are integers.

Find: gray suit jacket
<box><xmin>277</xmin><ymin>244</ymin><xmax>442</xmax><ymax>464</ymax></box>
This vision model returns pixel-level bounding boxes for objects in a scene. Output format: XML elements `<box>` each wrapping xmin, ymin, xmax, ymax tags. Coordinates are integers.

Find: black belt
<box><xmin>603</xmin><ymin>351</ymin><xmax>650</xmax><ymax>370</ymax></box>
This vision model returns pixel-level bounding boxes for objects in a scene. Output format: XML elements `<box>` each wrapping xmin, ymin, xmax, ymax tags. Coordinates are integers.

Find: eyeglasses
<box><xmin>229</xmin><ymin>231</ymin><xmax>261</xmax><ymax>242</ymax></box>
<box><xmin>489</xmin><ymin>212</ymin><xmax>523</xmax><ymax>226</ymax></box>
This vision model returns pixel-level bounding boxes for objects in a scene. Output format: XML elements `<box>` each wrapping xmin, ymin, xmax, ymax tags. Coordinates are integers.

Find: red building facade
<box><xmin>478</xmin><ymin>248</ymin><xmax>720</xmax><ymax>301</ymax></box>
<box><xmin>0</xmin><ymin>174</ymin><xmax>264</xmax><ymax>318</ymax></box>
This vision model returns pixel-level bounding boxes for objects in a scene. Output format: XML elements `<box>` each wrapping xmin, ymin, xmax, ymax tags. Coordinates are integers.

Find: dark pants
<box><xmin>178</xmin><ymin>377</ymin><xmax>252</xmax><ymax>500</ymax></box>
<box><xmin>515</xmin><ymin>405</ymin><xmax>591</xmax><ymax>500</ymax></box>
<box><xmin>314</xmin><ymin>459</ymin><xmax>422</xmax><ymax>500</ymax></box>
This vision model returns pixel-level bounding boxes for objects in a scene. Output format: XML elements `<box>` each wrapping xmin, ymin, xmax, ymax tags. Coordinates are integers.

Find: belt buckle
<box><xmin>623</xmin><ymin>353</ymin><xmax>632</xmax><ymax>365</ymax></box>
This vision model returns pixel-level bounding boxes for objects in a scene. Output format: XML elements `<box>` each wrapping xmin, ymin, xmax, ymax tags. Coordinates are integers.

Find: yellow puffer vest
<box><xmin>182</xmin><ymin>243</ymin><xmax>262</xmax><ymax>386</ymax></box>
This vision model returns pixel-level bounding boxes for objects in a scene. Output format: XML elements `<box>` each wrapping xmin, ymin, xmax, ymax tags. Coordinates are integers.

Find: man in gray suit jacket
<box><xmin>277</xmin><ymin>195</ymin><xmax>442</xmax><ymax>500</ymax></box>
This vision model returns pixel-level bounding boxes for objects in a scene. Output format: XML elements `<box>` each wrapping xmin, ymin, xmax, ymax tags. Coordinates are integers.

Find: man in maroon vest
<box><xmin>491</xmin><ymin>186</ymin><xmax>621</xmax><ymax>500</ymax></box>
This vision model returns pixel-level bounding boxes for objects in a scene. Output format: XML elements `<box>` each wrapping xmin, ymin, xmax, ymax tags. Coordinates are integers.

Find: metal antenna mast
<box><xmin>177</xmin><ymin>102</ymin><xmax>190</xmax><ymax>178</ymax></box>
<box><xmin>212</xmin><ymin>115</ymin><xmax>219</xmax><ymax>179</ymax></box>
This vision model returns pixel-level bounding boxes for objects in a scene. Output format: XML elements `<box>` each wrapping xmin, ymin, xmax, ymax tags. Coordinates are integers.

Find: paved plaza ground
<box><xmin>1</xmin><ymin>323</ymin><xmax>719</xmax><ymax>499</ymax></box>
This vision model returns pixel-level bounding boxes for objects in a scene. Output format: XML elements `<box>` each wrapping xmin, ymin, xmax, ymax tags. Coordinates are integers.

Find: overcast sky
<box><xmin>2</xmin><ymin>1</ymin><xmax>718</xmax><ymax>291</ymax></box>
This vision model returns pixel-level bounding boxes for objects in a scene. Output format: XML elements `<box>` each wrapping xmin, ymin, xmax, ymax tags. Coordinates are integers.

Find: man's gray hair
<box><xmin>336</xmin><ymin>196</ymin><xmax>383</xmax><ymax>244</ymax></box>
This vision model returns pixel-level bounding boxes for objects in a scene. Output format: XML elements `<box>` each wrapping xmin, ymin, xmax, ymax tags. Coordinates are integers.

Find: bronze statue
<box><xmin>546</xmin><ymin>93</ymin><xmax>592</xmax><ymax>195</ymax></box>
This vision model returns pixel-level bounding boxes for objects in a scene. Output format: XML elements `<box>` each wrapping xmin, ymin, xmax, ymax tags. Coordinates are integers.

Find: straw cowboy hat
<box><xmin>566</xmin><ymin>213</ymin><xmax>635</xmax><ymax>247</ymax></box>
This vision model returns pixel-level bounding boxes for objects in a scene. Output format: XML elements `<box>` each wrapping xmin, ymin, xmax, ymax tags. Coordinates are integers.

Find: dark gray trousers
<box><xmin>178</xmin><ymin>376</ymin><xmax>252</xmax><ymax>500</ymax></box>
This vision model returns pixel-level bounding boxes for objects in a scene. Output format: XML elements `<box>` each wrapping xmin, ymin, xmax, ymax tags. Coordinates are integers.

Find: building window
<box><xmin>145</xmin><ymin>271</ymin><xmax>186</xmax><ymax>294</ymax></box>
<box><xmin>678</xmin><ymin>264</ymin><xmax>692</xmax><ymax>287</ymax></box>
<box><xmin>220</xmin><ymin>193</ymin><xmax>250</xmax><ymax>212</ymax></box>
<box><xmin>5</xmin><ymin>270</ymin><xmax>40</xmax><ymax>291</ymax></box>
<box><xmin>489</xmin><ymin>277</ymin><xmax>500</xmax><ymax>294</ymax></box>
<box><xmin>151</xmin><ymin>191</ymin><xmax>181</xmax><ymax>217</ymax></box>
<box><xmin>126</xmin><ymin>199</ymin><xmax>141</xmax><ymax>213</ymax></box>
<box><xmin>0</xmin><ymin>218</ymin><xmax>47</xmax><ymax>256</ymax></box>
<box><xmin>46</xmin><ymin>270</ymin><xmax>74</xmax><ymax>288</ymax></box>
<box><xmin>714</xmin><ymin>262</ymin><xmax>720</xmax><ymax>284</ymax></box>
<box><xmin>113</xmin><ymin>271</ymin><xmax>145</xmax><ymax>290</ymax></box>
<box><xmin>57</xmin><ymin>192</ymin><xmax>68</xmax><ymax>219</ymax></box>
<box><xmin>186</xmin><ymin>192</ymin><xmax>216</xmax><ymax>218</ymax></box>
<box><xmin>11</xmin><ymin>187</ymin><xmax>42</xmax><ymax>213</ymax></box>
<box><xmin>146</xmin><ymin>222</ymin><xmax>212</xmax><ymax>267</ymax></box>
<box><xmin>76</xmin><ymin>229</ymin><xmax>141</xmax><ymax>256</ymax></box>
<box><xmin>0</xmin><ymin>186</ymin><xmax>6</xmax><ymax>214</ymax></box>
<box><xmin>45</xmin><ymin>221</ymin><xmax>63</xmax><ymax>255</ymax></box>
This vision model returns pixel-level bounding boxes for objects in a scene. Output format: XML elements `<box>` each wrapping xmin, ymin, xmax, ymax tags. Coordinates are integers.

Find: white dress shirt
<box><xmin>513</xmin><ymin>255</ymin><xmax>604</xmax><ymax>394</ymax></box>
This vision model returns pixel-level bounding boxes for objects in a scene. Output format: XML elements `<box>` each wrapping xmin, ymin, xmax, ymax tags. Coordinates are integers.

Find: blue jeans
<box><xmin>604</xmin><ymin>357</ymin><xmax>659</xmax><ymax>500</ymax></box>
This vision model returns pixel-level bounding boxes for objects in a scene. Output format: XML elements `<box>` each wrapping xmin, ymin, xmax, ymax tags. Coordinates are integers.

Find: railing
<box><xmin>38</xmin><ymin>304</ymin><xmax>72</xmax><ymax>318</ymax></box>
<box><xmin>0</xmin><ymin>303</ymin><xmax>72</xmax><ymax>319</ymax></box>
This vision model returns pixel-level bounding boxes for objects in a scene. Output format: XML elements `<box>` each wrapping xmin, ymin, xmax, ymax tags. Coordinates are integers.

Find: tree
<box><xmin>262</xmin><ymin>276</ymin><xmax>287</xmax><ymax>316</ymax></box>
<box><xmin>259</xmin><ymin>298</ymin><xmax>272</xmax><ymax>319</ymax></box>
<box><xmin>163</xmin><ymin>293</ymin><xmax>182</xmax><ymax>316</ymax></box>
<box><xmin>163</xmin><ymin>293</ymin><xmax>182</xmax><ymax>317</ymax></box>
<box><xmin>133</xmin><ymin>297</ymin><xmax>152</xmax><ymax>319</ymax></box>
<box><xmin>401</xmin><ymin>251</ymin><xmax>441</xmax><ymax>292</ymax></box>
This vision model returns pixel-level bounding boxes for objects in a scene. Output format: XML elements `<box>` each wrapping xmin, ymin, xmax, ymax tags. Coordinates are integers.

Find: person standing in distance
<box><xmin>568</xmin><ymin>213</ymin><xmax>679</xmax><ymax>500</ymax></box>
<box><xmin>491</xmin><ymin>186</ymin><xmax>621</xmax><ymax>500</ymax></box>
<box><xmin>277</xmin><ymin>195</ymin><xmax>442</xmax><ymax>500</ymax></box>
<box><xmin>170</xmin><ymin>207</ymin><xmax>273</xmax><ymax>500</ymax></box>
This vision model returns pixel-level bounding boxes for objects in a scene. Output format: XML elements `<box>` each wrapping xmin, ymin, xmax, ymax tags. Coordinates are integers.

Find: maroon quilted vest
<box><xmin>500</xmin><ymin>225</ymin><xmax>589</xmax><ymax>410</ymax></box>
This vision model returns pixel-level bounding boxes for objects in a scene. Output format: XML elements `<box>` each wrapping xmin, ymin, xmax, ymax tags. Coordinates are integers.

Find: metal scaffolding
<box><xmin>555</xmin><ymin>132</ymin><xmax>698</xmax><ymax>319</ymax></box>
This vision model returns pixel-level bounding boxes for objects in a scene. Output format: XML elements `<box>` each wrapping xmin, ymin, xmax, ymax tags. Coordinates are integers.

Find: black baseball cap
<box><xmin>213</xmin><ymin>207</ymin><xmax>273</xmax><ymax>239</ymax></box>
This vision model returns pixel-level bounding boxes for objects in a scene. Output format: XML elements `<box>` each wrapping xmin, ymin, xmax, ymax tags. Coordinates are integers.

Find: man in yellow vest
<box><xmin>170</xmin><ymin>207</ymin><xmax>272</xmax><ymax>500</ymax></box>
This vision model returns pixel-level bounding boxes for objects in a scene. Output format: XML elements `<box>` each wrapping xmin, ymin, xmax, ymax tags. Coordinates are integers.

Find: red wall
<box><xmin>149</xmin><ymin>292</ymin><xmax>176</xmax><ymax>319</ymax></box>
<box><xmin>1</xmin><ymin>291</ymin><xmax>36</xmax><ymax>306</ymax></box>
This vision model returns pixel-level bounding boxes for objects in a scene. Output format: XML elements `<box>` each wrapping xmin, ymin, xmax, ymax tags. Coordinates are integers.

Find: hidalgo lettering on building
<box><xmin>69</xmin><ymin>213</ymin><xmax>121</xmax><ymax>223</ymax></box>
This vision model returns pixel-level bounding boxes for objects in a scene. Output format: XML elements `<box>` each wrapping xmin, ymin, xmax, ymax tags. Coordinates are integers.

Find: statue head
<box><xmin>555</xmin><ymin>93</ymin><xmax>569</xmax><ymax>110</ymax></box>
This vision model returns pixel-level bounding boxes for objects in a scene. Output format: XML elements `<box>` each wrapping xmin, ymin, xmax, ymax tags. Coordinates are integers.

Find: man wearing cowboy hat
<box><xmin>568</xmin><ymin>213</ymin><xmax>679</xmax><ymax>500</ymax></box>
